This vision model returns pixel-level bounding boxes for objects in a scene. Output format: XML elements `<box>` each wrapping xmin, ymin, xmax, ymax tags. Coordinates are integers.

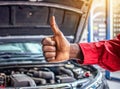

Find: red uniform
<box><xmin>79</xmin><ymin>34</ymin><xmax>120</xmax><ymax>71</ymax></box>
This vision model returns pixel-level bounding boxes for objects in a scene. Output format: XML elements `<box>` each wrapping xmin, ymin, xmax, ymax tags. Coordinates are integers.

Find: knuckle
<box><xmin>43</xmin><ymin>46</ymin><xmax>47</xmax><ymax>51</ymax></box>
<box><xmin>43</xmin><ymin>46</ymin><xmax>56</xmax><ymax>52</ymax></box>
<box><xmin>44</xmin><ymin>52</ymin><xmax>56</xmax><ymax>58</ymax></box>
<box><xmin>46</xmin><ymin>57</ymin><xmax>55</xmax><ymax>62</ymax></box>
<box><xmin>44</xmin><ymin>52</ymin><xmax>48</xmax><ymax>57</ymax></box>
<box><xmin>42</xmin><ymin>37</ymin><xmax>51</xmax><ymax>45</ymax></box>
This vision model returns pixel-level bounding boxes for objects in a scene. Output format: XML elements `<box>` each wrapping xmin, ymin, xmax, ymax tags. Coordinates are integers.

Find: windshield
<box><xmin>0</xmin><ymin>42</ymin><xmax>44</xmax><ymax>64</ymax></box>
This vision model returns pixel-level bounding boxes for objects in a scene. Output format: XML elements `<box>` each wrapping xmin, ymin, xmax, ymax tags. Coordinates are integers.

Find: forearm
<box><xmin>69</xmin><ymin>43</ymin><xmax>84</xmax><ymax>60</ymax></box>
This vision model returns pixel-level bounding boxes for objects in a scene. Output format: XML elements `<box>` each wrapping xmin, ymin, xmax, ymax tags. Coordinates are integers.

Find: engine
<box><xmin>0</xmin><ymin>62</ymin><xmax>96</xmax><ymax>88</ymax></box>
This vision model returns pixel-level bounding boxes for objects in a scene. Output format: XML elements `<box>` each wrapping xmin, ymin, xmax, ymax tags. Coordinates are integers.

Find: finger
<box><xmin>50</xmin><ymin>16</ymin><xmax>62</xmax><ymax>35</ymax></box>
<box><xmin>42</xmin><ymin>37</ymin><xmax>56</xmax><ymax>46</ymax></box>
<box><xmin>46</xmin><ymin>57</ymin><xmax>55</xmax><ymax>62</ymax></box>
<box><xmin>48</xmin><ymin>59</ymin><xmax>64</xmax><ymax>63</ymax></box>
<box><xmin>43</xmin><ymin>46</ymin><xmax>56</xmax><ymax>52</ymax></box>
<box><xmin>44</xmin><ymin>52</ymin><xmax>56</xmax><ymax>58</ymax></box>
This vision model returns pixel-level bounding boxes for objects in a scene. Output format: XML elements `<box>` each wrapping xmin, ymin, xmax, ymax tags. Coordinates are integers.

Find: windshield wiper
<box><xmin>0</xmin><ymin>52</ymin><xmax>45</xmax><ymax>64</ymax></box>
<box><xmin>0</xmin><ymin>52</ymin><xmax>43</xmax><ymax>58</ymax></box>
<box><xmin>0</xmin><ymin>55</ymin><xmax>45</xmax><ymax>64</ymax></box>
<box><xmin>0</xmin><ymin>57</ymin><xmax>44</xmax><ymax>61</ymax></box>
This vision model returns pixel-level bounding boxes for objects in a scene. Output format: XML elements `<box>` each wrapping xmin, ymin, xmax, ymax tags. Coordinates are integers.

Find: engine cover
<box><xmin>10</xmin><ymin>74</ymin><xmax>36</xmax><ymax>87</ymax></box>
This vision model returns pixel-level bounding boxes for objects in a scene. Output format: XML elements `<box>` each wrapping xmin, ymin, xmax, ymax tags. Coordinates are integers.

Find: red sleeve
<box><xmin>79</xmin><ymin>34</ymin><xmax>120</xmax><ymax>71</ymax></box>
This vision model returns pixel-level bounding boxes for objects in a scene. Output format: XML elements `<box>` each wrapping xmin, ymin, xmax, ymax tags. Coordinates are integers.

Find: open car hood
<box><xmin>0</xmin><ymin>1</ymin><xmax>109</xmax><ymax>89</ymax></box>
<box><xmin>0</xmin><ymin>0</ymin><xmax>92</xmax><ymax>42</ymax></box>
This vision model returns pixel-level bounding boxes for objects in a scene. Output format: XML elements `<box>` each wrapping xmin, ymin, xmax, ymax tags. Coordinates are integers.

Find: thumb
<box><xmin>50</xmin><ymin>16</ymin><xmax>62</xmax><ymax>36</ymax></box>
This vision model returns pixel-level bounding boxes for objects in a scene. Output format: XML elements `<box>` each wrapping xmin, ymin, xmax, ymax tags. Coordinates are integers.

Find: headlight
<box><xmin>86</xmin><ymin>72</ymin><xmax>103</xmax><ymax>89</ymax></box>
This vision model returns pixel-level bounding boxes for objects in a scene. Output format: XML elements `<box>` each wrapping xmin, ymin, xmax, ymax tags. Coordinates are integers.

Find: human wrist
<box><xmin>69</xmin><ymin>43</ymin><xmax>82</xmax><ymax>59</ymax></box>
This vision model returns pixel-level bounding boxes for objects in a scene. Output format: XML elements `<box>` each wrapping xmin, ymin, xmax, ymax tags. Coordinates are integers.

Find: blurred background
<box><xmin>81</xmin><ymin>0</ymin><xmax>120</xmax><ymax>42</ymax></box>
<box><xmin>81</xmin><ymin>0</ymin><xmax>120</xmax><ymax>89</ymax></box>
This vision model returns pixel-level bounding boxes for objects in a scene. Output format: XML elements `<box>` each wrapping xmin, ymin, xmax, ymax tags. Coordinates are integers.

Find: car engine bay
<box><xmin>0</xmin><ymin>61</ymin><xmax>97</xmax><ymax>88</ymax></box>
